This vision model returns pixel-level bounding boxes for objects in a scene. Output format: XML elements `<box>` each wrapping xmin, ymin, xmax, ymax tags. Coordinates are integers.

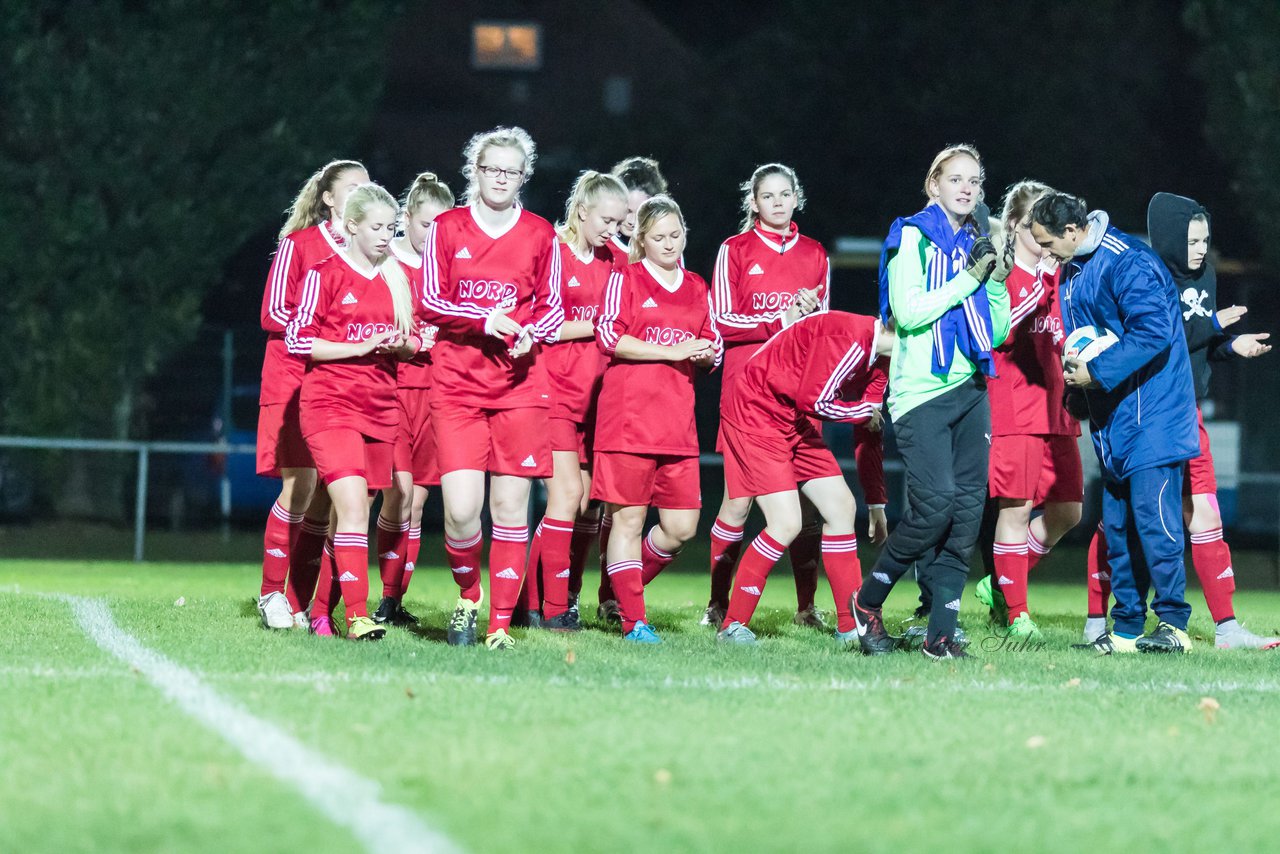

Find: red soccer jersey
<box><xmin>286</xmin><ymin>253</ymin><xmax>400</xmax><ymax>442</ymax></box>
<box><xmin>421</xmin><ymin>204</ymin><xmax>564</xmax><ymax>409</ymax></box>
<box><xmin>721</xmin><ymin>311</ymin><xmax>887</xmax><ymax>503</ymax></box>
<box><xmin>988</xmin><ymin>260</ymin><xmax>1079</xmax><ymax>437</ymax></box>
<box><xmin>711</xmin><ymin>224</ymin><xmax>831</xmax><ymax>393</ymax></box>
<box><xmin>594</xmin><ymin>261</ymin><xmax>723</xmax><ymax>456</ymax></box>
<box><xmin>543</xmin><ymin>240</ymin><xmax>619</xmax><ymax>421</ymax></box>
<box><xmin>390</xmin><ymin>240</ymin><xmax>436</xmax><ymax>390</ymax></box>
<box><xmin>259</xmin><ymin>222</ymin><xmax>346</xmax><ymax>405</ymax></box>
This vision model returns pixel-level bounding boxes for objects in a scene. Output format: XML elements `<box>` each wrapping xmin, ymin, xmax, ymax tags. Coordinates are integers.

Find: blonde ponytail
<box><xmin>280</xmin><ymin>159</ymin><xmax>365</xmax><ymax>239</ymax></box>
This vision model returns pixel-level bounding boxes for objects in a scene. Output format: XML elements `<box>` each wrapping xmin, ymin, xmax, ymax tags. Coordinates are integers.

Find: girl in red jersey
<box><xmin>421</xmin><ymin>127</ymin><xmax>564</xmax><ymax>651</ymax></box>
<box><xmin>592</xmin><ymin>195</ymin><xmax>722</xmax><ymax>643</ymax></box>
<box><xmin>706</xmin><ymin>163</ymin><xmax>859</xmax><ymax>631</ymax></box>
<box><xmin>716</xmin><ymin>311</ymin><xmax>892</xmax><ymax>646</ymax></box>
<box><xmin>286</xmin><ymin>182</ymin><xmax>416</xmax><ymax>640</ymax></box>
<box><xmin>370</xmin><ymin>172</ymin><xmax>455</xmax><ymax>628</ymax></box>
<box><xmin>256</xmin><ymin>159</ymin><xmax>369</xmax><ymax>630</ymax></box>
<box><xmin>973</xmin><ymin>181</ymin><xmax>1082</xmax><ymax>639</ymax></box>
<box><xmin>521</xmin><ymin>171</ymin><xmax>629</xmax><ymax>631</ymax></box>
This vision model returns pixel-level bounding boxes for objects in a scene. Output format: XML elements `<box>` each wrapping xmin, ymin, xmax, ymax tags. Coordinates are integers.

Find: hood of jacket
<box><xmin>1147</xmin><ymin>192</ymin><xmax>1209</xmax><ymax>284</ymax></box>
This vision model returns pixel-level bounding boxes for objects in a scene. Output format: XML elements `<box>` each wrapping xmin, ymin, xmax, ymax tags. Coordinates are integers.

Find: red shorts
<box><xmin>591</xmin><ymin>452</ymin><xmax>701</xmax><ymax>509</ymax></box>
<box><xmin>988</xmin><ymin>434</ymin><xmax>1083</xmax><ymax>504</ymax></box>
<box><xmin>548</xmin><ymin>415</ymin><xmax>592</xmax><ymax>465</ymax></box>
<box><xmin>721</xmin><ymin>421</ymin><xmax>842</xmax><ymax>500</ymax></box>
<box><xmin>1184</xmin><ymin>407</ymin><xmax>1217</xmax><ymax>495</ymax></box>
<box><xmin>256</xmin><ymin>398</ymin><xmax>313</xmax><ymax>477</ymax></box>
<box><xmin>395</xmin><ymin>387</ymin><xmax>440</xmax><ymax>486</ymax></box>
<box><xmin>432</xmin><ymin>403</ymin><xmax>552</xmax><ymax>478</ymax></box>
<box><xmin>306</xmin><ymin>427</ymin><xmax>393</xmax><ymax>490</ymax></box>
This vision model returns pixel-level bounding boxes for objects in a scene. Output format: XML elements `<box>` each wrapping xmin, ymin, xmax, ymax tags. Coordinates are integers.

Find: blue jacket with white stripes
<box><xmin>1059</xmin><ymin>212</ymin><xmax>1198</xmax><ymax>481</ymax></box>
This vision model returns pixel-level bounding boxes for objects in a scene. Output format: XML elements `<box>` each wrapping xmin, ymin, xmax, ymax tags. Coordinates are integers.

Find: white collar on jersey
<box><xmin>642</xmin><ymin>258</ymin><xmax>684</xmax><ymax>293</ymax></box>
<box><xmin>752</xmin><ymin>225</ymin><xmax>800</xmax><ymax>253</ymax></box>
<box><xmin>321</xmin><ymin>218</ymin><xmax>347</xmax><ymax>253</ymax></box>
<box><xmin>337</xmin><ymin>248</ymin><xmax>381</xmax><ymax>280</ymax></box>
<box><xmin>1013</xmin><ymin>256</ymin><xmax>1038</xmax><ymax>277</ymax></box>
<box><xmin>611</xmin><ymin>234</ymin><xmax>630</xmax><ymax>254</ymax></box>
<box><xmin>469</xmin><ymin>202</ymin><xmax>522</xmax><ymax>240</ymax></box>
<box><xmin>569</xmin><ymin>241</ymin><xmax>596</xmax><ymax>265</ymax></box>
<box><xmin>390</xmin><ymin>239</ymin><xmax>423</xmax><ymax>269</ymax></box>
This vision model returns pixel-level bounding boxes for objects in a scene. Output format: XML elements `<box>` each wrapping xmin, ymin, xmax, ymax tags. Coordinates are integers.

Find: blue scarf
<box><xmin>878</xmin><ymin>204</ymin><xmax>996</xmax><ymax>377</ymax></box>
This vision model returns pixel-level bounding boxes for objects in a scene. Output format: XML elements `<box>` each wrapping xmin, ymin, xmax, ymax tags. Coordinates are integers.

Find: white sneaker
<box><xmin>257</xmin><ymin>591</ymin><xmax>293</xmax><ymax>629</ymax></box>
<box><xmin>292</xmin><ymin>610</ymin><xmax>309</xmax><ymax>629</ymax></box>
<box><xmin>1216</xmin><ymin>619</ymin><xmax>1280</xmax><ymax>650</ymax></box>
<box><xmin>1082</xmin><ymin>617</ymin><xmax>1107</xmax><ymax>645</ymax></box>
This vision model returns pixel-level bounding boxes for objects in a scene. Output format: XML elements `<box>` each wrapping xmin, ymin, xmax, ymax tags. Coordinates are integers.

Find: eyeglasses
<box><xmin>477</xmin><ymin>165</ymin><xmax>524</xmax><ymax>181</ymax></box>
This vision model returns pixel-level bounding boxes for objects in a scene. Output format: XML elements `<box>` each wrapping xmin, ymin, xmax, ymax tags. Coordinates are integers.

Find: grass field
<box><xmin>5</xmin><ymin>556</ymin><xmax>1280</xmax><ymax>853</ymax></box>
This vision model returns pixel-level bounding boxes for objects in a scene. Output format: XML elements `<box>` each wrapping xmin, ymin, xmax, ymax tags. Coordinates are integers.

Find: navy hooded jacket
<box><xmin>1059</xmin><ymin>212</ymin><xmax>1198</xmax><ymax>480</ymax></box>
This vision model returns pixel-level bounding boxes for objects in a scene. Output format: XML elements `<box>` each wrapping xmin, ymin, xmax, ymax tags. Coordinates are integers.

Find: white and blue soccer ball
<box><xmin>1063</xmin><ymin>325</ymin><xmax>1119</xmax><ymax>361</ymax></box>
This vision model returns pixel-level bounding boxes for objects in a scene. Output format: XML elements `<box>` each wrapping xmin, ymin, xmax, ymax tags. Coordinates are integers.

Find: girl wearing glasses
<box><xmin>255</xmin><ymin>159</ymin><xmax>368</xmax><ymax>631</ymax></box>
<box><xmin>592</xmin><ymin>195</ymin><xmax>722</xmax><ymax>643</ymax></box>
<box><xmin>421</xmin><ymin>126</ymin><xmax>564</xmax><ymax>651</ymax></box>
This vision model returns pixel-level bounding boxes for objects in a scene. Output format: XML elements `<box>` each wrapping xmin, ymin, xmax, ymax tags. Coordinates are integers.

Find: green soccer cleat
<box><xmin>1072</xmin><ymin>631</ymin><xmax>1138</xmax><ymax>655</ymax></box>
<box><xmin>974</xmin><ymin>575</ymin><xmax>1008</xmax><ymax>626</ymax></box>
<box><xmin>716</xmin><ymin>620</ymin><xmax>758</xmax><ymax>646</ymax></box>
<box><xmin>1006</xmin><ymin>612</ymin><xmax>1043</xmax><ymax>642</ymax></box>
<box><xmin>346</xmin><ymin>616</ymin><xmax>386</xmax><ymax>641</ymax></box>
<box><xmin>446</xmin><ymin>591</ymin><xmax>483</xmax><ymax>647</ymax></box>
<box><xmin>485</xmin><ymin>629</ymin><xmax>516</xmax><ymax>651</ymax></box>
<box><xmin>1136</xmin><ymin>622</ymin><xmax>1192</xmax><ymax>654</ymax></box>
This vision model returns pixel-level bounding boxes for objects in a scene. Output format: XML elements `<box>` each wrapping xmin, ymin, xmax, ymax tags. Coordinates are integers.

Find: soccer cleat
<box><xmin>973</xmin><ymin>575</ymin><xmax>1008</xmax><ymax>626</ymax></box>
<box><xmin>347</xmin><ymin>616</ymin><xmax>386</xmax><ymax>641</ymax></box>
<box><xmin>446</xmin><ymin>596</ymin><xmax>482</xmax><ymax>647</ymax></box>
<box><xmin>567</xmin><ymin>593</ymin><xmax>580</xmax><ymax>621</ymax></box>
<box><xmin>511</xmin><ymin>608</ymin><xmax>543</xmax><ymax>629</ymax></box>
<box><xmin>1215</xmin><ymin>619</ymin><xmax>1280</xmax><ymax>650</ymax></box>
<box><xmin>901</xmin><ymin>623</ymin><xmax>969</xmax><ymax>649</ymax></box>
<box><xmin>597</xmin><ymin>599</ymin><xmax>622</xmax><ymax>625</ymax></box>
<box><xmin>716</xmin><ymin>620</ymin><xmax>758</xmax><ymax>646</ymax></box>
<box><xmin>1006</xmin><ymin>613</ymin><xmax>1043</xmax><ymax>641</ymax></box>
<box><xmin>699</xmin><ymin>603</ymin><xmax>727</xmax><ymax>628</ymax></box>
<box><xmin>542</xmin><ymin>610</ymin><xmax>582</xmax><ymax>632</ymax></box>
<box><xmin>851</xmin><ymin>594</ymin><xmax>898</xmax><ymax>656</ymax></box>
<box><xmin>792</xmin><ymin>604</ymin><xmax>829</xmax><ymax>630</ymax></box>
<box><xmin>309</xmin><ymin>616</ymin><xmax>338</xmax><ymax>637</ymax></box>
<box><xmin>394</xmin><ymin>602</ymin><xmax>420</xmax><ymax>626</ymax></box>
<box><xmin>1136</xmin><ymin>622</ymin><xmax>1192</xmax><ymax>654</ymax></box>
<box><xmin>1072</xmin><ymin>631</ymin><xmax>1138</xmax><ymax>655</ymax></box>
<box><xmin>922</xmin><ymin>634</ymin><xmax>971</xmax><ymax>660</ymax></box>
<box><xmin>257</xmin><ymin>591</ymin><xmax>294</xmax><ymax>630</ymax></box>
<box><xmin>1082</xmin><ymin>617</ymin><xmax>1107</xmax><ymax>645</ymax></box>
<box><xmin>485</xmin><ymin>629</ymin><xmax>516</xmax><ymax>651</ymax></box>
<box><xmin>623</xmin><ymin>621</ymin><xmax>662</xmax><ymax>644</ymax></box>
<box><xmin>833</xmin><ymin>627</ymin><xmax>859</xmax><ymax>650</ymax></box>
<box><xmin>372</xmin><ymin>596</ymin><xmax>399</xmax><ymax>625</ymax></box>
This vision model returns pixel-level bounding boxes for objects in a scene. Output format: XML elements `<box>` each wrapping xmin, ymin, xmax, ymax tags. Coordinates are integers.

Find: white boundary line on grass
<box><xmin>58</xmin><ymin>595</ymin><xmax>464</xmax><ymax>854</ymax></box>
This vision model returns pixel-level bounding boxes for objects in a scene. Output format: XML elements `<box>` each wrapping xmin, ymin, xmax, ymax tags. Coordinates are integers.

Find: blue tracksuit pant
<box><xmin>1101</xmin><ymin>463</ymin><xmax>1192</xmax><ymax>635</ymax></box>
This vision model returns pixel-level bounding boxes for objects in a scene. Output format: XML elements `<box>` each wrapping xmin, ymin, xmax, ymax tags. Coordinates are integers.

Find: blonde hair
<box><xmin>923</xmin><ymin>144</ymin><xmax>985</xmax><ymax>203</ymax></box>
<box><xmin>997</xmin><ymin>179</ymin><xmax>1054</xmax><ymax>251</ymax></box>
<box><xmin>461</xmin><ymin>126</ymin><xmax>537</xmax><ymax>205</ymax></box>
<box><xmin>343</xmin><ymin>183</ymin><xmax>414</xmax><ymax>336</ymax></box>
<box><xmin>402</xmin><ymin>171</ymin><xmax>454</xmax><ymax>217</ymax></box>
<box><xmin>279</xmin><ymin>159</ymin><xmax>365</xmax><ymax>239</ymax></box>
<box><xmin>629</xmin><ymin>194</ymin><xmax>686</xmax><ymax>263</ymax></box>
<box><xmin>556</xmin><ymin>171</ymin><xmax>628</xmax><ymax>247</ymax></box>
<box><xmin>739</xmin><ymin>163</ymin><xmax>807</xmax><ymax>232</ymax></box>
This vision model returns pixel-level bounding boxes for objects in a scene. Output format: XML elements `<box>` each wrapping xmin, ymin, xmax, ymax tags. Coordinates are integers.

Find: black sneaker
<box><xmin>446</xmin><ymin>596</ymin><xmax>480</xmax><ymax>646</ymax></box>
<box><xmin>1135</xmin><ymin>621</ymin><xmax>1192</xmax><ymax>654</ymax></box>
<box><xmin>392</xmin><ymin>602</ymin><xmax>419</xmax><ymax>626</ymax></box>
<box><xmin>851</xmin><ymin>594</ymin><xmax>898</xmax><ymax>655</ymax></box>
<box><xmin>922</xmin><ymin>634</ymin><xmax>971</xmax><ymax>660</ymax></box>
<box><xmin>372</xmin><ymin>596</ymin><xmax>399</xmax><ymax>625</ymax></box>
<box><xmin>510</xmin><ymin>608</ymin><xmax>543</xmax><ymax>629</ymax></box>
<box><xmin>567</xmin><ymin>593</ymin><xmax>580</xmax><ymax>621</ymax></box>
<box><xmin>543</xmin><ymin>610</ymin><xmax>582</xmax><ymax>632</ymax></box>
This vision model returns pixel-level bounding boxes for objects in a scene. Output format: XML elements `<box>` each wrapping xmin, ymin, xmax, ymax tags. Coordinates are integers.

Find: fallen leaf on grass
<box><xmin>565</xmin><ymin>648</ymin><xmax>576</xmax><ymax>665</ymax></box>
<box><xmin>1198</xmin><ymin>696</ymin><xmax>1220</xmax><ymax>724</ymax></box>
<box><xmin>1064</xmin><ymin>678</ymin><xmax>1081</xmax><ymax>689</ymax></box>
<box><xmin>174</xmin><ymin>597</ymin><xmax>185</xmax><ymax>607</ymax></box>
<box><xmin>405</xmin><ymin>687</ymin><xmax>415</xmax><ymax>699</ymax></box>
<box><xmin>983</xmin><ymin>663</ymin><xmax>996</xmax><ymax>673</ymax></box>
<box><xmin>1025</xmin><ymin>735</ymin><xmax>1046</xmax><ymax>749</ymax></box>
<box><xmin>654</xmin><ymin>769</ymin><xmax>672</xmax><ymax>785</ymax></box>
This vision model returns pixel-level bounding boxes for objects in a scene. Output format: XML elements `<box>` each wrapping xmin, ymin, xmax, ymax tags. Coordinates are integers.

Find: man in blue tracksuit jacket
<box><xmin>1029</xmin><ymin>192</ymin><xmax>1199</xmax><ymax>653</ymax></box>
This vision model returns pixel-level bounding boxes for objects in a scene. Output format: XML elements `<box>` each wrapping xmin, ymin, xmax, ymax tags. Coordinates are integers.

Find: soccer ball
<box><xmin>1063</xmin><ymin>325</ymin><xmax>1118</xmax><ymax>361</ymax></box>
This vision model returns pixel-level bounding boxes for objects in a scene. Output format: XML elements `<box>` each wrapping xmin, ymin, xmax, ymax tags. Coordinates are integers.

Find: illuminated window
<box><xmin>472</xmin><ymin>21</ymin><xmax>542</xmax><ymax>70</ymax></box>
